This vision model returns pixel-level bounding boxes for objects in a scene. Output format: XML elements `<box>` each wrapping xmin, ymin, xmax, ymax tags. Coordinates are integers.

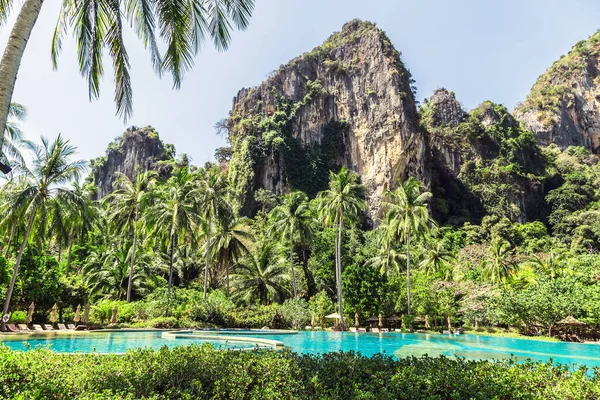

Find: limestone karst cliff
<box><xmin>515</xmin><ymin>31</ymin><xmax>600</xmax><ymax>153</ymax></box>
<box><xmin>90</xmin><ymin>126</ymin><xmax>175</xmax><ymax>199</ymax></box>
<box><xmin>226</xmin><ymin>20</ymin><xmax>427</xmax><ymax>218</ymax></box>
<box><xmin>422</xmin><ymin>89</ymin><xmax>547</xmax><ymax>224</ymax></box>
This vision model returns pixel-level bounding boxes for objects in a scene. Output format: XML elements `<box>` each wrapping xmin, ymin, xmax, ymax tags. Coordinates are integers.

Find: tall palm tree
<box><xmin>0</xmin><ymin>135</ymin><xmax>85</xmax><ymax>331</ymax></box>
<box><xmin>0</xmin><ymin>0</ymin><xmax>255</xmax><ymax>151</ymax></box>
<box><xmin>317</xmin><ymin>167</ymin><xmax>365</xmax><ymax>330</ymax></box>
<box><xmin>383</xmin><ymin>177</ymin><xmax>434</xmax><ymax>315</ymax></box>
<box><xmin>103</xmin><ymin>171</ymin><xmax>155</xmax><ymax>302</ymax></box>
<box><xmin>145</xmin><ymin>167</ymin><xmax>199</xmax><ymax>295</ymax></box>
<box><xmin>196</xmin><ymin>167</ymin><xmax>230</xmax><ymax>300</ymax></box>
<box><xmin>211</xmin><ymin>216</ymin><xmax>254</xmax><ymax>294</ymax></box>
<box><xmin>231</xmin><ymin>243</ymin><xmax>289</xmax><ymax>305</ymax></box>
<box><xmin>47</xmin><ymin>180</ymin><xmax>97</xmax><ymax>275</ymax></box>
<box><xmin>268</xmin><ymin>191</ymin><xmax>314</xmax><ymax>298</ymax></box>
<box><xmin>484</xmin><ymin>239</ymin><xmax>516</xmax><ymax>283</ymax></box>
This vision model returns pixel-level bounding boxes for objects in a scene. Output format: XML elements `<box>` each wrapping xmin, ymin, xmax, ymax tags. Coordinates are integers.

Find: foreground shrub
<box><xmin>0</xmin><ymin>345</ymin><xmax>599</xmax><ymax>399</ymax></box>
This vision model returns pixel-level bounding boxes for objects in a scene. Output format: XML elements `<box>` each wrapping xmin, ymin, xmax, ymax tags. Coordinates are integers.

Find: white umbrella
<box><xmin>74</xmin><ymin>304</ymin><xmax>81</xmax><ymax>323</ymax></box>
<box><xmin>26</xmin><ymin>302</ymin><xmax>35</xmax><ymax>325</ymax></box>
<box><xmin>325</xmin><ymin>312</ymin><xmax>341</xmax><ymax>319</ymax></box>
<box><xmin>50</xmin><ymin>304</ymin><xmax>58</xmax><ymax>325</ymax></box>
<box><xmin>82</xmin><ymin>304</ymin><xmax>90</xmax><ymax>324</ymax></box>
<box><xmin>111</xmin><ymin>305</ymin><xmax>118</xmax><ymax>324</ymax></box>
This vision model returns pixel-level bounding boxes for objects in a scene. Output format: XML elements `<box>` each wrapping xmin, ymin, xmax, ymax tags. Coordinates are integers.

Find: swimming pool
<box><xmin>1</xmin><ymin>330</ymin><xmax>599</xmax><ymax>368</ymax></box>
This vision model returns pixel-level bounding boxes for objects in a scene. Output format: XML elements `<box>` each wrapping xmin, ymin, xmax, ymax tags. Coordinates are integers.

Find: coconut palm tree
<box><xmin>383</xmin><ymin>177</ymin><xmax>434</xmax><ymax>315</ymax></box>
<box><xmin>0</xmin><ymin>103</ymin><xmax>27</xmax><ymax>172</ymax></box>
<box><xmin>231</xmin><ymin>243</ymin><xmax>289</xmax><ymax>305</ymax></box>
<box><xmin>211</xmin><ymin>216</ymin><xmax>254</xmax><ymax>294</ymax></box>
<box><xmin>103</xmin><ymin>171</ymin><xmax>156</xmax><ymax>302</ymax></box>
<box><xmin>420</xmin><ymin>239</ymin><xmax>455</xmax><ymax>280</ymax></box>
<box><xmin>316</xmin><ymin>167</ymin><xmax>365</xmax><ymax>330</ymax></box>
<box><xmin>268</xmin><ymin>191</ymin><xmax>314</xmax><ymax>298</ymax></box>
<box><xmin>0</xmin><ymin>134</ymin><xmax>86</xmax><ymax>331</ymax></box>
<box><xmin>0</xmin><ymin>0</ymin><xmax>255</xmax><ymax>151</ymax></box>
<box><xmin>196</xmin><ymin>167</ymin><xmax>230</xmax><ymax>300</ymax></box>
<box><xmin>83</xmin><ymin>242</ymin><xmax>154</xmax><ymax>300</ymax></box>
<box><xmin>145</xmin><ymin>167</ymin><xmax>199</xmax><ymax>295</ymax></box>
<box><xmin>484</xmin><ymin>239</ymin><xmax>516</xmax><ymax>283</ymax></box>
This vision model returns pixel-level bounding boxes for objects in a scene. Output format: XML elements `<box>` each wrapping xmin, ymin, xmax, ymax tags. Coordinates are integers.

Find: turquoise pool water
<box><xmin>0</xmin><ymin>331</ymin><xmax>257</xmax><ymax>353</ymax></box>
<box><xmin>2</xmin><ymin>330</ymin><xmax>600</xmax><ymax>368</ymax></box>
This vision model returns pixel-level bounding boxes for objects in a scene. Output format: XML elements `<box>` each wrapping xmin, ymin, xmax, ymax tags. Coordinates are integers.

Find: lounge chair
<box><xmin>371</xmin><ymin>327</ymin><xmax>380</xmax><ymax>333</ymax></box>
<box><xmin>5</xmin><ymin>324</ymin><xmax>19</xmax><ymax>332</ymax></box>
<box><xmin>75</xmin><ymin>325</ymin><xmax>87</xmax><ymax>331</ymax></box>
<box><xmin>357</xmin><ymin>328</ymin><xmax>367</xmax><ymax>332</ymax></box>
<box><xmin>381</xmin><ymin>328</ymin><xmax>389</xmax><ymax>333</ymax></box>
<box><xmin>67</xmin><ymin>324</ymin><xmax>76</xmax><ymax>330</ymax></box>
<box><xmin>57</xmin><ymin>323</ymin><xmax>69</xmax><ymax>330</ymax></box>
<box><xmin>304</xmin><ymin>326</ymin><xmax>312</xmax><ymax>330</ymax></box>
<box><xmin>395</xmin><ymin>328</ymin><xmax>402</xmax><ymax>332</ymax></box>
<box><xmin>43</xmin><ymin>324</ymin><xmax>54</xmax><ymax>331</ymax></box>
<box><xmin>17</xmin><ymin>324</ymin><xmax>31</xmax><ymax>332</ymax></box>
<box><xmin>32</xmin><ymin>324</ymin><xmax>44</xmax><ymax>331</ymax></box>
<box><xmin>349</xmin><ymin>327</ymin><xmax>357</xmax><ymax>332</ymax></box>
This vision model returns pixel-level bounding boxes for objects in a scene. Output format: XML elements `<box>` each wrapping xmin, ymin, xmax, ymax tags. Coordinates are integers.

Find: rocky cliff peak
<box><xmin>90</xmin><ymin>126</ymin><xmax>175</xmax><ymax>199</ymax></box>
<box><xmin>227</xmin><ymin>19</ymin><xmax>426</xmax><ymax>218</ymax></box>
<box><xmin>515</xmin><ymin>30</ymin><xmax>600</xmax><ymax>153</ymax></box>
<box><xmin>426</xmin><ymin>88</ymin><xmax>466</xmax><ymax>128</ymax></box>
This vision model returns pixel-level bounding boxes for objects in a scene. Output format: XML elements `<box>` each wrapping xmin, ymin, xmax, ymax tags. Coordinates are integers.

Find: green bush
<box><xmin>0</xmin><ymin>345</ymin><xmax>599</xmax><ymax>399</ymax></box>
<box><xmin>9</xmin><ymin>310</ymin><xmax>27</xmax><ymax>324</ymax></box>
<box><xmin>145</xmin><ymin>317</ymin><xmax>183</xmax><ymax>329</ymax></box>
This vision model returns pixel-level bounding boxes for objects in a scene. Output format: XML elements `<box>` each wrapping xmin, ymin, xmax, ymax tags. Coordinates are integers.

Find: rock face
<box><xmin>515</xmin><ymin>31</ymin><xmax>600</xmax><ymax>153</ymax></box>
<box><xmin>90</xmin><ymin>126</ymin><xmax>174</xmax><ymax>199</ymax></box>
<box><xmin>423</xmin><ymin>89</ymin><xmax>547</xmax><ymax>223</ymax></box>
<box><xmin>227</xmin><ymin>20</ymin><xmax>426</xmax><ymax>218</ymax></box>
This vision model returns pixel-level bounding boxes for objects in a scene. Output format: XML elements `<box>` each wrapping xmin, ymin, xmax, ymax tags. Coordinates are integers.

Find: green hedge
<box><xmin>0</xmin><ymin>345</ymin><xmax>598</xmax><ymax>399</ymax></box>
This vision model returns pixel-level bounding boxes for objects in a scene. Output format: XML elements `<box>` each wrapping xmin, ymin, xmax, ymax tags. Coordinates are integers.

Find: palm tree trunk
<box><xmin>406</xmin><ymin>231</ymin><xmax>411</xmax><ymax>315</ymax></box>
<box><xmin>203</xmin><ymin>215</ymin><xmax>211</xmax><ymax>300</ymax></box>
<box><xmin>0</xmin><ymin>228</ymin><xmax>7</xmax><ymax>252</ymax></box>
<box><xmin>126</xmin><ymin>225</ymin><xmax>137</xmax><ymax>302</ymax></box>
<box><xmin>1</xmin><ymin>207</ymin><xmax>36</xmax><ymax>331</ymax></box>
<box><xmin>302</xmin><ymin>245</ymin><xmax>315</xmax><ymax>297</ymax></box>
<box><xmin>289</xmin><ymin>227</ymin><xmax>297</xmax><ymax>298</ymax></box>
<box><xmin>0</xmin><ymin>0</ymin><xmax>45</xmax><ymax>149</ymax></box>
<box><xmin>337</xmin><ymin>210</ymin><xmax>345</xmax><ymax>331</ymax></box>
<box><xmin>4</xmin><ymin>224</ymin><xmax>15</xmax><ymax>258</ymax></box>
<box><xmin>65</xmin><ymin>235</ymin><xmax>74</xmax><ymax>277</ymax></box>
<box><xmin>386</xmin><ymin>244</ymin><xmax>390</xmax><ymax>277</ymax></box>
<box><xmin>57</xmin><ymin>241</ymin><xmax>62</xmax><ymax>264</ymax></box>
<box><xmin>168</xmin><ymin>234</ymin><xmax>175</xmax><ymax>294</ymax></box>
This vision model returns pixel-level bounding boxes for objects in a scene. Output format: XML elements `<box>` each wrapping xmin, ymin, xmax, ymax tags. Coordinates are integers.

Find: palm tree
<box><xmin>83</xmin><ymin>242</ymin><xmax>154</xmax><ymax>300</ymax></box>
<box><xmin>0</xmin><ymin>135</ymin><xmax>85</xmax><ymax>331</ymax></box>
<box><xmin>211</xmin><ymin>216</ymin><xmax>254</xmax><ymax>294</ymax></box>
<box><xmin>484</xmin><ymin>239</ymin><xmax>516</xmax><ymax>283</ymax></box>
<box><xmin>103</xmin><ymin>171</ymin><xmax>155</xmax><ymax>302</ymax></box>
<box><xmin>420</xmin><ymin>239</ymin><xmax>455</xmax><ymax>280</ymax></box>
<box><xmin>231</xmin><ymin>243</ymin><xmax>289</xmax><ymax>305</ymax></box>
<box><xmin>383</xmin><ymin>177</ymin><xmax>434</xmax><ymax>315</ymax></box>
<box><xmin>268</xmin><ymin>191</ymin><xmax>314</xmax><ymax>298</ymax></box>
<box><xmin>47</xmin><ymin>180</ymin><xmax>97</xmax><ymax>275</ymax></box>
<box><xmin>523</xmin><ymin>252</ymin><xmax>565</xmax><ymax>279</ymax></box>
<box><xmin>196</xmin><ymin>167</ymin><xmax>230</xmax><ymax>300</ymax></box>
<box><xmin>0</xmin><ymin>103</ymin><xmax>27</xmax><ymax>171</ymax></box>
<box><xmin>317</xmin><ymin>167</ymin><xmax>365</xmax><ymax>330</ymax></box>
<box><xmin>0</xmin><ymin>0</ymin><xmax>255</xmax><ymax>151</ymax></box>
<box><xmin>145</xmin><ymin>167</ymin><xmax>199</xmax><ymax>296</ymax></box>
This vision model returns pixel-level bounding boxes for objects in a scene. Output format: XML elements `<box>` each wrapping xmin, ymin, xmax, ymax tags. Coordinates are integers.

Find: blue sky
<box><xmin>1</xmin><ymin>0</ymin><xmax>599</xmax><ymax>164</ymax></box>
